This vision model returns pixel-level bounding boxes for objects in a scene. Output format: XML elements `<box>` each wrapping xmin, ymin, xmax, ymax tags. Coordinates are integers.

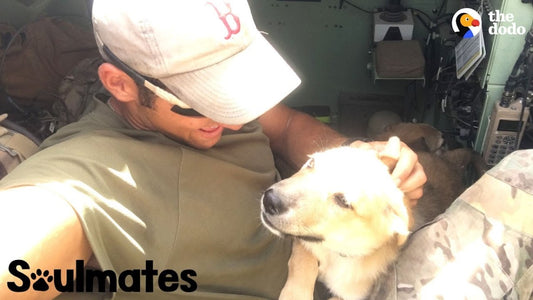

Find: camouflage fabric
<box><xmin>369</xmin><ymin>149</ymin><xmax>533</xmax><ymax>300</ymax></box>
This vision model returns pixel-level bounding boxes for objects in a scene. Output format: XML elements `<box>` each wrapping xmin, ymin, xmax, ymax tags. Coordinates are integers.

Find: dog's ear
<box><xmin>379</xmin><ymin>136</ymin><xmax>401</xmax><ymax>172</ymax></box>
<box><xmin>421</xmin><ymin>125</ymin><xmax>444</xmax><ymax>152</ymax></box>
<box><xmin>384</xmin><ymin>190</ymin><xmax>411</xmax><ymax>247</ymax></box>
<box><xmin>387</xmin><ymin>205</ymin><xmax>410</xmax><ymax>246</ymax></box>
<box><xmin>391</xmin><ymin>214</ymin><xmax>410</xmax><ymax>246</ymax></box>
<box><xmin>378</xmin><ymin>136</ymin><xmax>411</xmax><ymax>245</ymax></box>
<box><xmin>408</xmin><ymin>137</ymin><xmax>431</xmax><ymax>152</ymax></box>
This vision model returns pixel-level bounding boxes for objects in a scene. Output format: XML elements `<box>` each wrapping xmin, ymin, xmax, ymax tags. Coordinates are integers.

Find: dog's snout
<box><xmin>263</xmin><ymin>188</ymin><xmax>288</xmax><ymax>215</ymax></box>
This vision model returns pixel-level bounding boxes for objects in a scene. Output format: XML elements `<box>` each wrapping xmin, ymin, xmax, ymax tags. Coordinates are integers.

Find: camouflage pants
<box><xmin>370</xmin><ymin>150</ymin><xmax>533</xmax><ymax>300</ymax></box>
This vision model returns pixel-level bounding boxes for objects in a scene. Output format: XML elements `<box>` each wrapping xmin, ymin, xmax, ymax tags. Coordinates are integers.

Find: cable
<box><xmin>437</xmin><ymin>0</ymin><xmax>448</xmax><ymax>17</ymax></box>
<box><xmin>0</xmin><ymin>25</ymin><xmax>27</xmax><ymax>80</ymax></box>
<box><xmin>436</xmin><ymin>71</ymin><xmax>484</xmax><ymax>146</ymax></box>
<box><xmin>5</xmin><ymin>95</ymin><xmax>26</xmax><ymax>114</ymax></box>
<box><xmin>506</xmin><ymin>27</ymin><xmax>533</xmax><ymax>85</ymax></box>
<box><xmin>408</xmin><ymin>7</ymin><xmax>432</xmax><ymax>22</ymax></box>
<box><xmin>516</xmin><ymin>99</ymin><xmax>527</xmax><ymax>149</ymax></box>
<box><xmin>482</xmin><ymin>0</ymin><xmax>495</xmax><ymax>14</ymax></box>
<box><xmin>0</xmin><ymin>24</ymin><xmax>28</xmax><ymax>112</ymax></box>
<box><xmin>342</xmin><ymin>0</ymin><xmax>374</xmax><ymax>14</ymax></box>
<box><xmin>517</xmin><ymin>49</ymin><xmax>533</xmax><ymax>149</ymax></box>
<box><xmin>414</xmin><ymin>13</ymin><xmax>431</xmax><ymax>31</ymax></box>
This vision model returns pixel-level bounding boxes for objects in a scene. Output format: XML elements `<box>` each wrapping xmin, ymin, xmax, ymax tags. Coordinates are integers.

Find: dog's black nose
<box><xmin>263</xmin><ymin>188</ymin><xmax>288</xmax><ymax>215</ymax></box>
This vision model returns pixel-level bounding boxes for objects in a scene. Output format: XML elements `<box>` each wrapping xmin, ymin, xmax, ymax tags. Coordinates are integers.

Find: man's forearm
<box><xmin>280</xmin><ymin>110</ymin><xmax>346</xmax><ymax>168</ymax></box>
<box><xmin>259</xmin><ymin>104</ymin><xmax>346</xmax><ymax>169</ymax></box>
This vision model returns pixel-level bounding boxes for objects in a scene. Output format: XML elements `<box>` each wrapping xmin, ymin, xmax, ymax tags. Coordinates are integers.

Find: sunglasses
<box><xmin>102</xmin><ymin>45</ymin><xmax>204</xmax><ymax>117</ymax></box>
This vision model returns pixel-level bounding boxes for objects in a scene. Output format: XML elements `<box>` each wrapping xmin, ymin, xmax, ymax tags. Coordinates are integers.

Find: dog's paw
<box><xmin>279</xmin><ymin>288</ymin><xmax>314</xmax><ymax>300</ymax></box>
<box><xmin>279</xmin><ymin>242</ymin><xmax>317</xmax><ymax>300</ymax></box>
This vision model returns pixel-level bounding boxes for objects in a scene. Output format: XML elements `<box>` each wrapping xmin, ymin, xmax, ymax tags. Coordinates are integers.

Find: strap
<box><xmin>0</xmin><ymin>126</ymin><xmax>39</xmax><ymax>161</ymax></box>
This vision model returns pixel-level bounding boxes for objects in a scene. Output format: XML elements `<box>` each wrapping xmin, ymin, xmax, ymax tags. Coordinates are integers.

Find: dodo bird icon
<box><xmin>452</xmin><ymin>8</ymin><xmax>481</xmax><ymax>39</ymax></box>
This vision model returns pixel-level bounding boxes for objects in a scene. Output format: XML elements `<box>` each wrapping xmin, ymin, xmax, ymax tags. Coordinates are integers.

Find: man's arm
<box><xmin>0</xmin><ymin>186</ymin><xmax>92</xmax><ymax>300</ymax></box>
<box><xmin>258</xmin><ymin>103</ymin><xmax>346</xmax><ymax>169</ymax></box>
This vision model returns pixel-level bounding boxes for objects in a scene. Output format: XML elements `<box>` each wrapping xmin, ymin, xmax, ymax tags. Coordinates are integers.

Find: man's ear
<box><xmin>98</xmin><ymin>62</ymin><xmax>139</xmax><ymax>103</ymax></box>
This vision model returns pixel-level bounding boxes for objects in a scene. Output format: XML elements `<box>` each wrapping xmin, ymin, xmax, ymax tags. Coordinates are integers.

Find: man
<box><xmin>0</xmin><ymin>0</ymin><xmax>425</xmax><ymax>299</ymax></box>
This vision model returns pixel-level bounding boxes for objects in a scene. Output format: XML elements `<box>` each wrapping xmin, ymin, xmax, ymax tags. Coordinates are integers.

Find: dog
<box><xmin>261</xmin><ymin>137</ymin><xmax>413</xmax><ymax>300</ymax></box>
<box><xmin>373</xmin><ymin>122</ymin><xmax>487</xmax><ymax>229</ymax></box>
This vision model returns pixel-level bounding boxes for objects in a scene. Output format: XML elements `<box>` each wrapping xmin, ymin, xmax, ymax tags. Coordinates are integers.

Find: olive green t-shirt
<box><xmin>0</xmin><ymin>99</ymin><xmax>291</xmax><ymax>299</ymax></box>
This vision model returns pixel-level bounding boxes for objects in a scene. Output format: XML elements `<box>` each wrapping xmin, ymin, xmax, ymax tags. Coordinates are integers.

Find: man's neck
<box><xmin>107</xmin><ymin>97</ymin><xmax>123</xmax><ymax>116</ymax></box>
<box><xmin>107</xmin><ymin>97</ymin><xmax>151</xmax><ymax>130</ymax></box>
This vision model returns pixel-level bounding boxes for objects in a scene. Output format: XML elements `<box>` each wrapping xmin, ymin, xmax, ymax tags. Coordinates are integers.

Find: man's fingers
<box><xmin>405</xmin><ymin>186</ymin><xmax>424</xmax><ymax>202</ymax></box>
<box><xmin>391</xmin><ymin>145</ymin><xmax>418</xmax><ymax>183</ymax></box>
<box><xmin>399</xmin><ymin>162</ymin><xmax>426</xmax><ymax>200</ymax></box>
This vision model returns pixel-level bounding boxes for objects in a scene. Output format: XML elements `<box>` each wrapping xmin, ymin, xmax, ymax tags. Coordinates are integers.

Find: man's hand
<box><xmin>345</xmin><ymin>138</ymin><xmax>427</xmax><ymax>207</ymax></box>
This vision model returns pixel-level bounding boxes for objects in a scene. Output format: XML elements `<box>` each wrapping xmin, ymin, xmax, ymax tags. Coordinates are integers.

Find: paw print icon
<box><xmin>31</xmin><ymin>269</ymin><xmax>54</xmax><ymax>291</ymax></box>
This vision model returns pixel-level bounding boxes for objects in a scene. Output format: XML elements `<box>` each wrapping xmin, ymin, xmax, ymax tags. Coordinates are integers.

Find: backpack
<box><xmin>0</xmin><ymin>17</ymin><xmax>99</xmax><ymax>108</ymax></box>
<box><xmin>0</xmin><ymin>17</ymin><xmax>102</xmax><ymax>179</ymax></box>
<box><xmin>0</xmin><ymin>114</ymin><xmax>39</xmax><ymax>179</ymax></box>
<box><xmin>52</xmin><ymin>56</ymin><xmax>108</xmax><ymax>129</ymax></box>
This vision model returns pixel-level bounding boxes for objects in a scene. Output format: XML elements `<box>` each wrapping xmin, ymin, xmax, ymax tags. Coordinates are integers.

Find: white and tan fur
<box><xmin>261</xmin><ymin>137</ymin><xmax>412</xmax><ymax>300</ymax></box>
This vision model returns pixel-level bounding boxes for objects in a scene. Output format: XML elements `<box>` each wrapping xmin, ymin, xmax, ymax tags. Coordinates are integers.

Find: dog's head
<box><xmin>261</xmin><ymin>143</ymin><xmax>410</xmax><ymax>257</ymax></box>
<box><xmin>375</xmin><ymin>123</ymin><xmax>444</xmax><ymax>153</ymax></box>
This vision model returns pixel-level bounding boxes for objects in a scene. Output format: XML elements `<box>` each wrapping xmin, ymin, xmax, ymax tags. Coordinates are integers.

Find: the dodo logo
<box><xmin>452</xmin><ymin>8</ymin><xmax>481</xmax><ymax>39</ymax></box>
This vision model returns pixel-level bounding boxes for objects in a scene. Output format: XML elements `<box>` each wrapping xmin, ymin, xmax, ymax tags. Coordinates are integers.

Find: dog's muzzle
<box><xmin>261</xmin><ymin>189</ymin><xmax>325</xmax><ymax>243</ymax></box>
<box><xmin>260</xmin><ymin>188</ymin><xmax>287</xmax><ymax>236</ymax></box>
<box><xmin>262</xmin><ymin>188</ymin><xmax>288</xmax><ymax>215</ymax></box>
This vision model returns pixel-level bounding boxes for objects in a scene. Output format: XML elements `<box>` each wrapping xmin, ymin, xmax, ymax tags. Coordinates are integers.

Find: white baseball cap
<box><xmin>92</xmin><ymin>0</ymin><xmax>301</xmax><ymax>125</ymax></box>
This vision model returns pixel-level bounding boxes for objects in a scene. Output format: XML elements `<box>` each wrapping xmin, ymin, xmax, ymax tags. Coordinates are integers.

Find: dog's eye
<box><xmin>333</xmin><ymin>193</ymin><xmax>351</xmax><ymax>209</ymax></box>
<box><xmin>304</xmin><ymin>158</ymin><xmax>315</xmax><ymax>169</ymax></box>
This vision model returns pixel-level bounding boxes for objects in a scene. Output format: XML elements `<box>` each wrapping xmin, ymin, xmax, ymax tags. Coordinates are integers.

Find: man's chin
<box><xmin>164</xmin><ymin>134</ymin><xmax>218</xmax><ymax>150</ymax></box>
<box><xmin>192</xmin><ymin>137</ymin><xmax>220</xmax><ymax>150</ymax></box>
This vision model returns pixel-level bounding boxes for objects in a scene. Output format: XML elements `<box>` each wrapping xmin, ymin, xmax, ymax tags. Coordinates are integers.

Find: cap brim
<box><xmin>160</xmin><ymin>34</ymin><xmax>301</xmax><ymax>125</ymax></box>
